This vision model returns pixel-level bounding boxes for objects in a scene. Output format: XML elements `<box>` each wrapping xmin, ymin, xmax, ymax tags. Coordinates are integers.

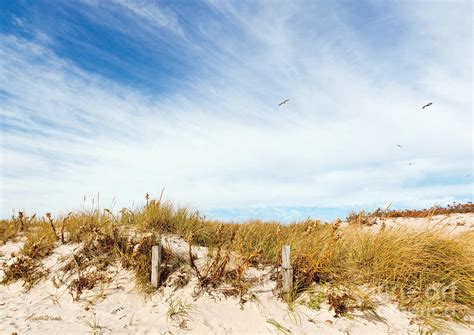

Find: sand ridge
<box><xmin>1</xmin><ymin>214</ymin><xmax>473</xmax><ymax>334</ymax></box>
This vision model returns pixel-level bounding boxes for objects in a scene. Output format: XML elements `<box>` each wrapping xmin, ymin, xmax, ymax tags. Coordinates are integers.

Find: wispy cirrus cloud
<box><xmin>0</xmin><ymin>0</ymin><xmax>472</xmax><ymax>220</ymax></box>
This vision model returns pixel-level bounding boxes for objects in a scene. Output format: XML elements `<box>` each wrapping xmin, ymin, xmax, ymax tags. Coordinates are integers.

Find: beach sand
<box><xmin>1</xmin><ymin>214</ymin><xmax>473</xmax><ymax>334</ymax></box>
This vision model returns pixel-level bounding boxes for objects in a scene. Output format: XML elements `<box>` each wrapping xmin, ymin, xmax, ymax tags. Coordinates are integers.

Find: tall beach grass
<box><xmin>1</xmin><ymin>197</ymin><xmax>473</xmax><ymax>332</ymax></box>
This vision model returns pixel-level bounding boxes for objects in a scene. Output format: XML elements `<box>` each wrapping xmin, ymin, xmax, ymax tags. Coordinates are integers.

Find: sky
<box><xmin>0</xmin><ymin>0</ymin><xmax>472</xmax><ymax>222</ymax></box>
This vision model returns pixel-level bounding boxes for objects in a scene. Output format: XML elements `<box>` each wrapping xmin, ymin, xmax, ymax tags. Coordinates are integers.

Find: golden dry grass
<box><xmin>1</xmin><ymin>197</ymin><xmax>473</xmax><ymax>332</ymax></box>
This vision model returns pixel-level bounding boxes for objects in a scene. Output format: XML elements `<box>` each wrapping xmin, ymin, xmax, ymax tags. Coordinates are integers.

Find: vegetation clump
<box><xmin>373</xmin><ymin>202</ymin><xmax>474</xmax><ymax>218</ymax></box>
<box><xmin>1</xmin><ymin>255</ymin><xmax>49</xmax><ymax>290</ymax></box>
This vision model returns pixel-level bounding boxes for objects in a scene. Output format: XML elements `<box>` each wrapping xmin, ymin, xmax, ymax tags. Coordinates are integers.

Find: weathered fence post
<box><xmin>281</xmin><ymin>245</ymin><xmax>293</xmax><ymax>300</ymax></box>
<box><xmin>151</xmin><ymin>244</ymin><xmax>162</xmax><ymax>288</ymax></box>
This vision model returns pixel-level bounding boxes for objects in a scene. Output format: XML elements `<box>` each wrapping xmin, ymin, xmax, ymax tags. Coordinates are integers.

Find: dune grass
<box><xmin>375</xmin><ymin>202</ymin><xmax>474</xmax><ymax>218</ymax></box>
<box><xmin>1</xmin><ymin>197</ymin><xmax>473</xmax><ymax>332</ymax></box>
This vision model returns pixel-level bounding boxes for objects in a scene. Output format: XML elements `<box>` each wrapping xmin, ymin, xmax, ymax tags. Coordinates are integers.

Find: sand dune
<box><xmin>1</xmin><ymin>214</ymin><xmax>473</xmax><ymax>334</ymax></box>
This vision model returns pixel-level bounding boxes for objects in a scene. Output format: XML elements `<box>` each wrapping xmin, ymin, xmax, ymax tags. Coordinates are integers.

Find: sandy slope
<box><xmin>362</xmin><ymin>213</ymin><xmax>474</xmax><ymax>235</ymax></box>
<box><xmin>1</xmin><ymin>214</ymin><xmax>473</xmax><ymax>334</ymax></box>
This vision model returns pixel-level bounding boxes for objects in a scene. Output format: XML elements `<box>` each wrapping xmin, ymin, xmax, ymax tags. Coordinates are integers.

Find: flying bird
<box><xmin>397</xmin><ymin>144</ymin><xmax>403</xmax><ymax>148</ymax></box>
<box><xmin>407</xmin><ymin>162</ymin><xmax>415</xmax><ymax>166</ymax></box>
<box><xmin>278</xmin><ymin>99</ymin><xmax>289</xmax><ymax>106</ymax></box>
<box><xmin>422</xmin><ymin>102</ymin><xmax>433</xmax><ymax>109</ymax></box>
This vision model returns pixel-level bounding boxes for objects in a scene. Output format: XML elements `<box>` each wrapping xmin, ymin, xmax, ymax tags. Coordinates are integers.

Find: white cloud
<box><xmin>0</xmin><ymin>1</ymin><xmax>472</xmax><ymax>219</ymax></box>
<box><xmin>110</xmin><ymin>0</ymin><xmax>184</xmax><ymax>37</ymax></box>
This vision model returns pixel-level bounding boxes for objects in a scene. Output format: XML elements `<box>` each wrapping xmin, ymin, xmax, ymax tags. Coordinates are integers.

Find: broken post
<box><xmin>151</xmin><ymin>244</ymin><xmax>162</xmax><ymax>288</ymax></box>
<box><xmin>281</xmin><ymin>245</ymin><xmax>293</xmax><ymax>300</ymax></box>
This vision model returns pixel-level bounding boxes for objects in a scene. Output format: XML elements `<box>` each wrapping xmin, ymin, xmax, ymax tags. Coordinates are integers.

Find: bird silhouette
<box><xmin>397</xmin><ymin>144</ymin><xmax>403</xmax><ymax>148</ymax></box>
<box><xmin>278</xmin><ymin>99</ymin><xmax>289</xmax><ymax>106</ymax></box>
<box><xmin>422</xmin><ymin>102</ymin><xmax>433</xmax><ymax>109</ymax></box>
<box><xmin>407</xmin><ymin>162</ymin><xmax>415</xmax><ymax>166</ymax></box>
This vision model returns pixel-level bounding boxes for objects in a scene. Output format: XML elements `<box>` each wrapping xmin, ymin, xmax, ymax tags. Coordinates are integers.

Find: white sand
<box><xmin>342</xmin><ymin>213</ymin><xmax>474</xmax><ymax>235</ymax></box>
<box><xmin>1</xmin><ymin>214</ymin><xmax>473</xmax><ymax>334</ymax></box>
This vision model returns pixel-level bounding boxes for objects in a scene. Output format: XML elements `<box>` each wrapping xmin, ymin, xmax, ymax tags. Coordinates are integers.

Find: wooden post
<box><xmin>281</xmin><ymin>245</ymin><xmax>293</xmax><ymax>300</ymax></box>
<box><xmin>151</xmin><ymin>244</ymin><xmax>162</xmax><ymax>288</ymax></box>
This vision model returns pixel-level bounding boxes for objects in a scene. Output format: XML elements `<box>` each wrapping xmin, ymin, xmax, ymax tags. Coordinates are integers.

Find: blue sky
<box><xmin>0</xmin><ymin>0</ymin><xmax>472</xmax><ymax>222</ymax></box>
